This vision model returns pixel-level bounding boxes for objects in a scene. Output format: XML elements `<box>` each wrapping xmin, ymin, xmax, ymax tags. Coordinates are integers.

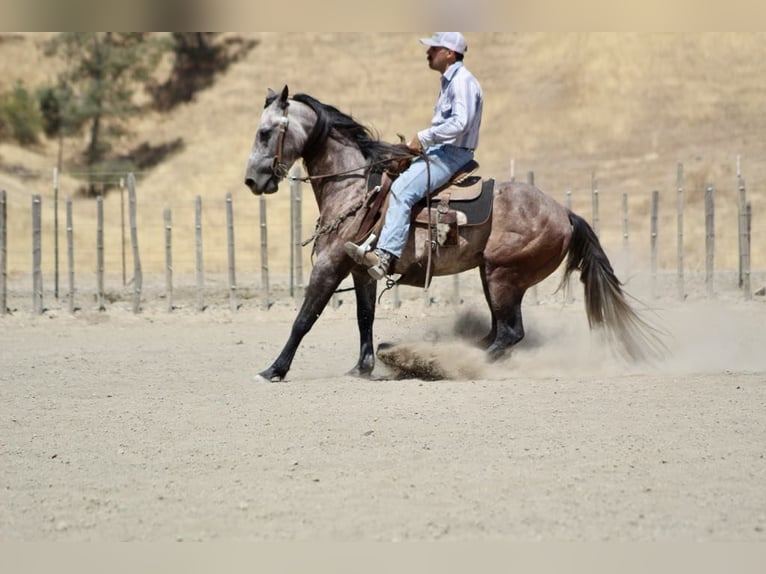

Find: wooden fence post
<box><xmin>736</xmin><ymin>156</ymin><xmax>743</xmax><ymax>287</ymax></box>
<box><xmin>53</xmin><ymin>167</ymin><xmax>59</xmax><ymax>299</ymax></box>
<box><xmin>66</xmin><ymin>197</ymin><xmax>75</xmax><ymax>314</ymax></box>
<box><xmin>591</xmin><ymin>173</ymin><xmax>600</xmax><ymax>236</ymax></box>
<box><xmin>120</xmin><ymin>178</ymin><xmax>127</xmax><ymax>286</ymax></box>
<box><xmin>164</xmin><ymin>208</ymin><xmax>173</xmax><ymax>312</ymax></box>
<box><xmin>621</xmin><ymin>192</ymin><xmax>630</xmax><ymax>280</ymax></box>
<box><xmin>738</xmin><ymin>177</ymin><xmax>747</xmax><ymax>289</ymax></box>
<box><xmin>743</xmin><ymin>202</ymin><xmax>752</xmax><ymax>301</ymax></box>
<box><xmin>226</xmin><ymin>192</ymin><xmax>237</xmax><ymax>312</ymax></box>
<box><xmin>705</xmin><ymin>183</ymin><xmax>715</xmax><ymax>298</ymax></box>
<box><xmin>195</xmin><ymin>195</ymin><xmax>205</xmax><ymax>312</ymax></box>
<box><xmin>128</xmin><ymin>173</ymin><xmax>142</xmax><ymax>313</ymax></box>
<box><xmin>676</xmin><ymin>163</ymin><xmax>685</xmax><ymax>301</ymax></box>
<box><xmin>259</xmin><ymin>193</ymin><xmax>270</xmax><ymax>311</ymax></box>
<box><xmin>0</xmin><ymin>190</ymin><xmax>6</xmax><ymax>315</ymax></box>
<box><xmin>650</xmin><ymin>190</ymin><xmax>659</xmax><ymax>299</ymax></box>
<box><xmin>32</xmin><ymin>195</ymin><xmax>43</xmax><ymax>314</ymax></box>
<box><xmin>96</xmin><ymin>195</ymin><xmax>105</xmax><ymax>311</ymax></box>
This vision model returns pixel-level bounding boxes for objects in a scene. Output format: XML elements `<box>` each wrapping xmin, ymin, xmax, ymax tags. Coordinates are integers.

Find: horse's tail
<box><xmin>560</xmin><ymin>211</ymin><xmax>666</xmax><ymax>361</ymax></box>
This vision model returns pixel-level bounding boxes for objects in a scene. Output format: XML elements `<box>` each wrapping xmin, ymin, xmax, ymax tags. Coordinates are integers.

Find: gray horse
<box><xmin>244</xmin><ymin>86</ymin><xmax>664</xmax><ymax>382</ymax></box>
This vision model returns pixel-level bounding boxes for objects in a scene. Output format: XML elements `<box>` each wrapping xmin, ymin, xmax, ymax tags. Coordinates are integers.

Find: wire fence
<box><xmin>1</xmin><ymin>159</ymin><xmax>763</xmax><ymax>317</ymax></box>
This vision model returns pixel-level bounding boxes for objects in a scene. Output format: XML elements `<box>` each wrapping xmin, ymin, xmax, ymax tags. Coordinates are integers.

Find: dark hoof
<box><xmin>346</xmin><ymin>366</ymin><xmax>374</xmax><ymax>379</ymax></box>
<box><xmin>477</xmin><ymin>336</ymin><xmax>493</xmax><ymax>350</ymax></box>
<box><xmin>485</xmin><ymin>346</ymin><xmax>510</xmax><ymax>363</ymax></box>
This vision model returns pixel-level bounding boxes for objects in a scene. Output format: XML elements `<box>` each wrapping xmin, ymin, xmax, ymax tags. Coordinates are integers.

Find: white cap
<box><xmin>420</xmin><ymin>32</ymin><xmax>467</xmax><ymax>55</ymax></box>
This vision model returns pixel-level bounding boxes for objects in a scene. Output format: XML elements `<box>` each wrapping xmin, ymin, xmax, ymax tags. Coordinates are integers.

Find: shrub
<box><xmin>0</xmin><ymin>81</ymin><xmax>43</xmax><ymax>145</ymax></box>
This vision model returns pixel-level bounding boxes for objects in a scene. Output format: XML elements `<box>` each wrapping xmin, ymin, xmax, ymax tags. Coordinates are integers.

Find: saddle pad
<box><xmin>413</xmin><ymin>178</ymin><xmax>495</xmax><ymax>227</ymax></box>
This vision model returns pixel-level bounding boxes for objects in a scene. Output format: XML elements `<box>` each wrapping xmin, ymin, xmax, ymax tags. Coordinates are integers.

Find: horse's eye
<box><xmin>258</xmin><ymin>128</ymin><xmax>271</xmax><ymax>145</ymax></box>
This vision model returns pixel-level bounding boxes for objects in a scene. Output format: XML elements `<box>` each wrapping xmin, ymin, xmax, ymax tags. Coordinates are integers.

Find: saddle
<box><xmin>355</xmin><ymin>159</ymin><xmax>494</xmax><ymax>246</ymax></box>
<box><xmin>411</xmin><ymin>160</ymin><xmax>495</xmax><ymax>247</ymax></box>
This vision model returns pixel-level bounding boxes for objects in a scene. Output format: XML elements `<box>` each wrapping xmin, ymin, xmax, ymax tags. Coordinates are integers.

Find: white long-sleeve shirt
<box><xmin>417</xmin><ymin>61</ymin><xmax>483</xmax><ymax>151</ymax></box>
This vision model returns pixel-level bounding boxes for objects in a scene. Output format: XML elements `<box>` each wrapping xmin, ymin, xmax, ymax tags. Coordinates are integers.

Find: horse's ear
<box><xmin>279</xmin><ymin>85</ymin><xmax>289</xmax><ymax>108</ymax></box>
<box><xmin>265</xmin><ymin>88</ymin><xmax>278</xmax><ymax>108</ymax></box>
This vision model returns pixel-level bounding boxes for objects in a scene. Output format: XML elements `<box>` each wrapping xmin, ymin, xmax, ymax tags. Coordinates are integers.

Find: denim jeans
<box><xmin>377</xmin><ymin>144</ymin><xmax>474</xmax><ymax>258</ymax></box>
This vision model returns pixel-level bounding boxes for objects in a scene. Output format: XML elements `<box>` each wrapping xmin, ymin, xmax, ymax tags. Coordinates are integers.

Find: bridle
<box><xmin>270</xmin><ymin>104</ymin><xmax>292</xmax><ymax>179</ymax></box>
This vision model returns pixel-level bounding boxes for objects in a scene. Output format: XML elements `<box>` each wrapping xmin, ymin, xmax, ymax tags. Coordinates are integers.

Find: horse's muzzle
<box><xmin>244</xmin><ymin>176</ymin><xmax>262</xmax><ymax>195</ymax></box>
<box><xmin>244</xmin><ymin>171</ymin><xmax>279</xmax><ymax>195</ymax></box>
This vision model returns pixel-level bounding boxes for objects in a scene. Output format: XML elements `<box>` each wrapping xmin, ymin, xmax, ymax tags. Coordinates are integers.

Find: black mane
<box><xmin>290</xmin><ymin>93</ymin><xmax>405</xmax><ymax>168</ymax></box>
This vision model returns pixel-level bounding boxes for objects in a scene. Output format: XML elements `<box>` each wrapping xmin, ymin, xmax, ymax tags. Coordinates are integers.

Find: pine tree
<box><xmin>43</xmin><ymin>33</ymin><xmax>164</xmax><ymax>191</ymax></box>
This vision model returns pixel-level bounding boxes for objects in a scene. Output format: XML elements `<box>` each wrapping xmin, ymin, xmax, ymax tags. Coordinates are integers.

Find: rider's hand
<box><xmin>407</xmin><ymin>135</ymin><xmax>423</xmax><ymax>154</ymax></box>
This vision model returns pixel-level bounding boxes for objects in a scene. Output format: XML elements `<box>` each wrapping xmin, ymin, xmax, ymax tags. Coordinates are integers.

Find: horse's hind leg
<box><xmin>488</xmin><ymin>298</ymin><xmax>525</xmax><ymax>361</ymax></box>
<box><xmin>481</xmin><ymin>265</ymin><xmax>526</xmax><ymax>361</ymax></box>
<box><xmin>348</xmin><ymin>272</ymin><xmax>377</xmax><ymax>377</ymax></box>
<box><xmin>478</xmin><ymin>265</ymin><xmax>497</xmax><ymax>349</ymax></box>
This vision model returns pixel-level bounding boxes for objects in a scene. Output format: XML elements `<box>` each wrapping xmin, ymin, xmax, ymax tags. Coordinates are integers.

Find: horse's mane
<box><xmin>269</xmin><ymin>92</ymin><xmax>406</xmax><ymax>169</ymax></box>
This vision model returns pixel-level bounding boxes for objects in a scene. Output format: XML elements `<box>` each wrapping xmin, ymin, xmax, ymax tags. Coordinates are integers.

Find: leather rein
<box><xmin>271</xmin><ymin>103</ymin><xmax>414</xmax><ymax>185</ymax></box>
<box><xmin>270</xmin><ymin>102</ymin><xmax>435</xmax><ymax>287</ymax></box>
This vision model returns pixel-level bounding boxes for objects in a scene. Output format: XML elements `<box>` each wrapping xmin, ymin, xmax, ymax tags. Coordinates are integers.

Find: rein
<box><xmin>287</xmin><ymin>156</ymin><xmax>401</xmax><ymax>184</ymax></box>
<box><xmin>272</xmin><ymin>101</ymin><xmax>414</xmax><ymax>184</ymax></box>
<box><xmin>270</xmin><ymin>99</ymin><xmax>434</xmax><ymax>292</ymax></box>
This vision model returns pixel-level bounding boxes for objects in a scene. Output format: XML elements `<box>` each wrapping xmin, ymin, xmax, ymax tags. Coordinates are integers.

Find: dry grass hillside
<box><xmin>0</xmin><ymin>32</ymin><xmax>764</xmax><ymax>283</ymax></box>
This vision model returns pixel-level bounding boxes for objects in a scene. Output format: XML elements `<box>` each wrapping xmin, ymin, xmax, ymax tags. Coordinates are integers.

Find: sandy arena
<box><xmin>1</xmin><ymin>32</ymin><xmax>765</xmax><ymax>549</ymax></box>
<box><xmin>1</xmin><ymin>274</ymin><xmax>765</xmax><ymax>542</ymax></box>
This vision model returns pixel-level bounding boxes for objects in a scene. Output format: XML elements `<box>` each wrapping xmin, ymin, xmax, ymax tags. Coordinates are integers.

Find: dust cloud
<box><xmin>377</xmin><ymin>300</ymin><xmax>766</xmax><ymax>380</ymax></box>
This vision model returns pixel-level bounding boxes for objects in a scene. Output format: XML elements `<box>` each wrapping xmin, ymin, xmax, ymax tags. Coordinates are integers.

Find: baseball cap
<box><xmin>420</xmin><ymin>32</ymin><xmax>467</xmax><ymax>55</ymax></box>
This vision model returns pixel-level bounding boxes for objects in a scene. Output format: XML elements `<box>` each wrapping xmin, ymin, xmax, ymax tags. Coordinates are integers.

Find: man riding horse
<box><xmin>345</xmin><ymin>32</ymin><xmax>483</xmax><ymax>280</ymax></box>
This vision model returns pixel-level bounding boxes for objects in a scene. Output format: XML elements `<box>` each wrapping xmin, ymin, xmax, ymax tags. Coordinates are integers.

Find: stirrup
<box><xmin>344</xmin><ymin>233</ymin><xmax>377</xmax><ymax>265</ymax></box>
<box><xmin>368</xmin><ymin>263</ymin><xmax>387</xmax><ymax>281</ymax></box>
<box><xmin>344</xmin><ymin>243</ymin><xmax>368</xmax><ymax>265</ymax></box>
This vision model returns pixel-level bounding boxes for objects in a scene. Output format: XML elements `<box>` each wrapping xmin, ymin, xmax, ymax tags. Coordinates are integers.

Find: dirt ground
<box><xmin>1</xmin><ymin>274</ymin><xmax>765</xmax><ymax>542</ymax></box>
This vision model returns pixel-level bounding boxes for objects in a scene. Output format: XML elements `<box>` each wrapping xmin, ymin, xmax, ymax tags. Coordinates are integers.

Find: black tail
<box><xmin>561</xmin><ymin>212</ymin><xmax>666</xmax><ymax>361</ymax></box>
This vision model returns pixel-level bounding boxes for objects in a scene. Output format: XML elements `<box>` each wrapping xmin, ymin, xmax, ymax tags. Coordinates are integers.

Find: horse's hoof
<box><xmin>253</xmin><ymin>372</ymin><xmax>283</xmax><ymax>383</ymax></box>
<box><xmin>485</xmin><ymin>347</ymin><xmax>510</xmax><ymax>363</ymax></box>
<box><xmin>346</xmin><ymin>367</ymin><xmax>374</xmax><ymax>379</ymax></box>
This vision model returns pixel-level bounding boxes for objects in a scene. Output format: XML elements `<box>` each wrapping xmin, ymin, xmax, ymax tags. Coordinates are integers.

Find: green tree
<box><xmin>43</xmin><ymin>33</ymin><xmax>164</xmax><ymax>181</ymax></box>
<box><xmin>0</xmin><ymin>81</ymin><xmax>43</xmax><ymax>146</ymax></box>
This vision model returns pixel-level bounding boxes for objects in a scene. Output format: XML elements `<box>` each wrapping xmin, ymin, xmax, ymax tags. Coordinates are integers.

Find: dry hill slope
<box><xmin>0</xmin><ymin>32</ymin><xmax>764</xmax><ymax>275</ymax></box>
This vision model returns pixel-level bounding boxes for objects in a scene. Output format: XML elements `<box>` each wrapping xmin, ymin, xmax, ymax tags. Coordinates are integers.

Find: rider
<box><xmin>345</xmin><ymin>32</ymin><xmax>484</xmax><ymax>279</ymax></box>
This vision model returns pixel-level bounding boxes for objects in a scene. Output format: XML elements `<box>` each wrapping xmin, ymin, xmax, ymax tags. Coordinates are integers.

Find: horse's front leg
<box><xmin>257</xmin><ymin>259</ymin><xmax>347</xmax><ymax>382</ymax></box>
<box><xmin>347</xmin><ymin>271</ymin><xmax>377</xmax><ymax>377</ymax></box>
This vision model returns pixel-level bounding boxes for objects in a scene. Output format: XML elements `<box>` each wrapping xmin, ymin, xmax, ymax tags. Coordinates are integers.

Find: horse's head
<box><xmin>244</xmin><ymin>86</ymin><xmax>412</xmax><ymax>196</ymax></box>
<box><xmin>244</xmin><ymin>85</ymin><xmax>313</xmax><ymax>195</ymax></box>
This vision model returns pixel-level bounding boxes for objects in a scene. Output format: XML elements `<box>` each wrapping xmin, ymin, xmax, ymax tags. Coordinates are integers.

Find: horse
<box><xmin>244</xmin><ymin>85</ymin><xmax>664</xmax><ymax>382</ymax></box>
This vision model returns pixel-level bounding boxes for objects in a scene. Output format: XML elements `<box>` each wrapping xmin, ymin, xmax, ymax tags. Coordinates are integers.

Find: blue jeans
<box><xmin>377</xmin><ymin>144</ymin><xmax>474</xmax><ymax>258</ymax></box>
